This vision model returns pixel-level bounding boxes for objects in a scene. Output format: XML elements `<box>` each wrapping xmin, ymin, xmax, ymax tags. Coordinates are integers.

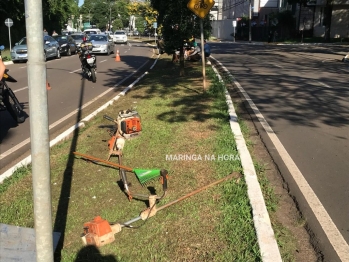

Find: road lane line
<box><xmin>0</xmin><ymin>59</ymin><xmax>151</xmax><ymax>162</ymax></box>
<box><xmin>317</xmin><ymin>81</ymin><xmax>331</xmax><ymax>88</ymax></box>
<box><xmin>13</xmin><ymin>86</ymin><xmax>28</xmax><ymax>93</ymax></box>
<box><xmin>99</xmin><ymin>59</ymin><xmax>107</xmax><ymax>63</ymax></box>
<box><xmin>69</xmin><ymin>68</ymin><xmax>81</xmax><ymax>73</ymax></box>
<box><xmin>212</xmin><ymin>57</ymin><xmax>349</xmax><ymax>262</ymax></box>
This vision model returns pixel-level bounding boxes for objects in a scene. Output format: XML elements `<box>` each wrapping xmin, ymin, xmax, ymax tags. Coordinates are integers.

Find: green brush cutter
<box><xmin>73</xmin><ymin>152</ymin><xmax>168</xmax><ymax>201</ymax></box>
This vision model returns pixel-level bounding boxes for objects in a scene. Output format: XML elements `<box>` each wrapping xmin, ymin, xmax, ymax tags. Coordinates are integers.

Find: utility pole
<box><xmin>25</xmin><ymin>0</ymin><xmax>54</xmax><ymax>261</ymax></box>
<box><xmin>249</xmin><ymin>0</ymin><xmax>252</xmax><ymax>43</ymax></box>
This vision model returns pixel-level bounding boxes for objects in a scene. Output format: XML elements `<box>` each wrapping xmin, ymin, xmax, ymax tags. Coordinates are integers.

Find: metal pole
<box><xmin>234</xmin><ymin>26</ymin><xmax>235</xmax><ymax>43</ymax></box>
<box><xmin>8</xmin><ymin>26</ymin><xmax>12</xmax><ymax>52</ymax></box>
<box><xmin>24</xmin><ymin>0</ymin><xmax>53</xmax><ymax>261</ymax></box>
<box><xmin>200</xmin><ymin>19</ymin><xmax>206</xmax><ymax>92</ymax></box>
<box><xmin>249</xmin><ymin>0</ymin><xmax>252</xmax><ymax>43</ymax></box>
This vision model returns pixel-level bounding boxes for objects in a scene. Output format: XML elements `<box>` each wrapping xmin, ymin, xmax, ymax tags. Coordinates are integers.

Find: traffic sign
<box><xmin>5</xmin><ymin>18</ymin><xmax>13</xmax><ymax>28</ymax></box>
<box><xmin>187</xmin><ymin>0</ymin><xmax>215</xmax><ymax>19</ymax></box>
<box><xmin>153</xmin><ymin>22</ymin><xmax>157</xmax><ymax>29</ymax></box>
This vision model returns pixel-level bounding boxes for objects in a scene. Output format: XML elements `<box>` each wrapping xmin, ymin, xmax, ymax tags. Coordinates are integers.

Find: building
<box><xmin>211</xmin><ymin>0</ymin><xmax>349</xmax><ymax>40</ymax></box>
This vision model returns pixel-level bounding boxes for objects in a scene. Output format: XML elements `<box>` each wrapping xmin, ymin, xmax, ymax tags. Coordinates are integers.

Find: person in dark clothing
<box><xmin>203</xmin><ymin>39</ymin><xmax>211</xmax><ymax>61</ymax></box>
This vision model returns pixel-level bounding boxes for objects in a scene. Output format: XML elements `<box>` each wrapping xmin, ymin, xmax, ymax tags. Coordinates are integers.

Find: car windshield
<box><xmin>89</xmin><ymin>35</ymin><xmax>108</xmax><ymax>41</ymax></box>
<box><xmin>53</xmin><ymin>36</ymin><xmax>67</xmax><ymax>41</ymax></box>
<box><xmin>18</xmin><ymin>37</ymin><xmax>27</xmax><ymax>45</ymax></box>
<box><xmin>71</xmin><ymin>35</ymin><xmax>84</xmax><ymax>40</ymax></box>
<box><xmin>114</xmin><ymin>31</ymin><xmax>125</xmax><ymax>35</ymax></box>
<box><xmin>85</xmin><ymin>31</ymin><xmax>97</xmax><ymax>34</ymax></box>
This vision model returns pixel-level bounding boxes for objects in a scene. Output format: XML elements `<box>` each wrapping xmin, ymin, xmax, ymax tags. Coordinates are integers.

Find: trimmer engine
<box><xmin>104</xmin><ymin>109</ymin><xmax>142</xmax><ymax>160</ymax></box>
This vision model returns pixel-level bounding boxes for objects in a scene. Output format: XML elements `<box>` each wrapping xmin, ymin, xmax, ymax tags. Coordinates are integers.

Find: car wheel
<box><xmin>56</xmin><ymin>49</ymin><xmax>61</xmax><ymax>59</ymax></box>
<box><xmin>107</xmin><ymin>48</ymin><xmax>110</xmax><ymax>56</ymax></box>
<box><xmin>67</xmin><ymin>48</ymin><xmax>71</xmax><ymax>56</ymax></box>
<box><xmin>44</xmin><ymin>52</ymin><xmax>47</xmax><ymax>62</ymax></box>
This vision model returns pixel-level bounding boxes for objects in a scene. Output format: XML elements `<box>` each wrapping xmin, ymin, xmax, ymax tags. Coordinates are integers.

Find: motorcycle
<box><xmin>78</xmin><ymin>42</ymin><xmax>97</xmax><ymax>83</ymax></box>
<box><xmin>0</xmin><ymin>45</ymin><xmax>25</xmax><ymax>124</ymax></box>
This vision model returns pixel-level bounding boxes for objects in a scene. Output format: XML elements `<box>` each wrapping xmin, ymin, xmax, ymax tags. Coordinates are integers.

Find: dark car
<box><xmin>52</xmin><ymin>35</ymin><xmax>77</xmax><ymax>56</ymax></box>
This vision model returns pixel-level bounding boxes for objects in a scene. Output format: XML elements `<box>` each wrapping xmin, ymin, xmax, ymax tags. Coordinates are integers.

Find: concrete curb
<box><xmin>210</xmin><ymin>56</ymin><xmax>282</xmax><ymax>262</ymax></box>
<box><xmin>2</xmin><ymin>53</ymin><xmax>280</xmax><ymax>261</ymax></box>
<box><xmin>0</xmin><ymin>54</ymin><xmax>160</xmax><ymax>183</ymax></box>
<box><xmin>4</xmin><ymin>61</ymin><xmax>14</xmax><ymax>65</ymax></box>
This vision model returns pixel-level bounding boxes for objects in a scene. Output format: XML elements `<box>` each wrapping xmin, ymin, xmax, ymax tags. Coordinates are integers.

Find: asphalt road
<box><xmin>0</xmin><ymin>40</ymin><xmax>155</xmax><ymax>174</ymax></box>
<box><xmin>1</xmin><ymin>39</ymin><xmax>349</xmax><ymax>260</ymax></box>
<box><xmin>211</xmin><ymin>41</ymin><xmax>349</xmax><ymax>261</ymax></box>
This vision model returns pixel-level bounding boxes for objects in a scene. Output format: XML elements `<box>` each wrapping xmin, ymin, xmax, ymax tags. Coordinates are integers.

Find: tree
<box><xmin>128</xmin><ymin>2</ymin><xmax>159</xmax><ymax>34</ymax></box>
<box><xmin>151</xmin><ymin>0</ymin><xmax>212</xmax><ymax>76</ymax></box>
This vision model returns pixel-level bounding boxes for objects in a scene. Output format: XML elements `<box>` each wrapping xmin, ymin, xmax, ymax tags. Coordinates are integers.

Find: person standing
<box><xmin>203</xmin><ymin>39</ymin><xmax>211</xmax><ymax>61</ymax></box>
<box><xmin>0</xmin><ymin>53</ymin><xmax>6</xmax><ymax>109</ymax></box>
<box><xmin>43</xmin><ymin>28</ymin><xmax>48</xmax><ymax>35</ymax></box>
<box><xmin>52</xmin><ymin>30</ymin><xmax>58</xmax><ymax>36</ymax></box>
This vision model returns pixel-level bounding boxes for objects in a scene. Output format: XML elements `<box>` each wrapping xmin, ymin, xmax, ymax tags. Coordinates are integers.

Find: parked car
<box><xmin>133</xmin><ymin>30</ymin><xmax>140</xmax><ymax>36</ymax></box>
<box><xmin>70</xmin><ymin>33</ymin><xmax>85</xmax><ymax>48</ymax></box>
<box><xmin>11</xmin><ymin>35</ymin><xmax>61</xmax><ymax>63</ymax></box>
<box><xmin>83</xmin><ymin>29</ymin><xmax>102</xmax><ymax>35</ymax></box>
<box><xmin>88</xmin><ymin>34</ymin><xmax>115</xmax><ymax>55</ymax></box>
<box><xmin>112</xmin><ymin>30</ymin><xmax>128</xmax><ymax>44</ymax></box>
<box><xmin>52</xmin><ymin>35</ymin><xmax>77</xmax><ymax>56</ymax></box>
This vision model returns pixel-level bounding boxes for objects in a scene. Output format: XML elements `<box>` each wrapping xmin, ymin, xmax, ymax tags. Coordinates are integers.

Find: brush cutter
<box><xmin>73</xmin><ymin>152</ymin><xmax>168</xmax><ymax>200</ymax></box>
<box><xmin>81</xmin><ymin>173</ymin><xmax>238</xmax><ymax>247</ymax></box>
<box><xmin>104</xmin><ymin>109</ymin><xmax>141</xmax><ymax>161</ymax></box>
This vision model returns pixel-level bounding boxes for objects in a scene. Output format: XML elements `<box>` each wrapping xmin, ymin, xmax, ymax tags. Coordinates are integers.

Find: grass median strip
<box><xmin>0</xmin><ymin>55</ymin><xmax>291</xmax><ymax>261</ymax></box>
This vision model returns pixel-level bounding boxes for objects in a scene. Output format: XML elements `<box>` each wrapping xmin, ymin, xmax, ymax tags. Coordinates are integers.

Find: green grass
<box><xmin>0</xmin><ymin>55</ymin><xmax>298</xmax><ymax>261</ymax></box>
<box><xmin>1</xmin><ymin>48</ymin><xmax>11</xmax><ymax>61</ymax></box>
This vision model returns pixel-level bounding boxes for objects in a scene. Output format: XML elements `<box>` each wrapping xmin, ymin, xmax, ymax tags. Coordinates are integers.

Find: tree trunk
<box><xmin>180</xmin><ymin>46</ymin><xmax>185</xmax><ymax>76</ymax></box>
<box><xmin>324</xmin><ymin>1</ymin><xmax>333</xmax><ymax>42</ymax></box>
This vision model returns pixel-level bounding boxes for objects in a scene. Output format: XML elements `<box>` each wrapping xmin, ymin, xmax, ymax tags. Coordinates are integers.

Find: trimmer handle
<box><xmin>104</xmin><ymin>115</ymin><xmax>116</xmax><ymax>123</ymax></box>
<box><xmin>160</xmin><ymin>169</ymin><xmax>168</xmax><ymax>191</ymax></box>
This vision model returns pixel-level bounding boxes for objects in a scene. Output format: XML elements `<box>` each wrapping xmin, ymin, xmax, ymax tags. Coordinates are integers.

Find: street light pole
<box><xmin>109</xmin><ymin>6</ymin><xmax>111</xmax><ymax>31</ymax></box>
<box><xmin>103</xmin><ymin>1</ymin><xmax>113</xmax><ymax>31</ymax></box>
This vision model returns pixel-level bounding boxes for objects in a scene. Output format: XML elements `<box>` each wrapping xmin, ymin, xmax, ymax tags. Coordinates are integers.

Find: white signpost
<box><xmin>232</xmin><ymin>20</ymin><xmax>237</xmax><ymax>42</ymax></box>
<box><xmin>153</xmin><ymin>22</ymin><xmax>157</xmax><ymax>42</ymax></box>
<box><xmin>5</xmin><ymin>18</ymin><xmax>13</xmax><ymax>52</ymax></box>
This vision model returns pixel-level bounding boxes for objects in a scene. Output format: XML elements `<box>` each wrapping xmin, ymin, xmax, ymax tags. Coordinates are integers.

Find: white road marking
<box><xmin>271</xmin><ymin>63</ymin><xmax>283</xmax><ymax>68</ymax></box>
<box><xmin>317</xmin><ymin>81</ymin><xmax>331</xmax><ymax>88</ymax></box>
<box><xmin>99</xmin><ymin>59</ymin><xmax>107</xmax><ymax>63</ymax></box>
<box><xmin>13</xmin><ymin>86</ymin><xmax>28</xmax><ymax>93</ymax></box>
<box><xmin>69</xmin><ymin>68</ymin><xmax>81</xmax><ymax>73</ymax></box>
<box><xmin>0</xmin><ymin>59</ymin><xmax>151</xmax><ymax>161</ymax></box>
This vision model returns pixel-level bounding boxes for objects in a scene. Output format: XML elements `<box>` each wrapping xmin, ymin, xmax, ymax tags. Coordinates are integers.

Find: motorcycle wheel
<box><xmin>91</xmin><ymin>69</ymin><xmax>96</xmax><ymax>83</ymax></box>
<box><xmin>3</xmin><ymin>89</ymin><xmax>25</xmax><ymax>123</ymax></box>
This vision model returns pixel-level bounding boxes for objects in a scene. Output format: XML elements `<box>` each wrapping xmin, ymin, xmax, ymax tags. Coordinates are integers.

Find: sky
<box><xmin>79</xmin><ymin>0</ymin><xmax>83</xmax><ymax>7</ymax></box>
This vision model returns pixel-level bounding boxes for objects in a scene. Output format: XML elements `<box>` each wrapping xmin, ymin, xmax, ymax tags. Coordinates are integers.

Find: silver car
<box><xmin>70</xmin><ymin>33</ymin><xmax>85</xmax><ymax>48</ymax></box>
<box><xmin>11</xmin><ymin>35</ymin><xmax>61</xmax><ymax>63</ymax></box>
<box><xmin>89</xmin><ymin>34</ymin><xmax>115</xmax><ymax>55</ymax></box>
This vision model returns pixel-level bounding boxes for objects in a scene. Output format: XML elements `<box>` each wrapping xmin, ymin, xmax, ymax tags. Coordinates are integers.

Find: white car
<box><xmin>113</xmin><ymin>30</ymin><xmax>128</xmax><ymax>44</ymax></box>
